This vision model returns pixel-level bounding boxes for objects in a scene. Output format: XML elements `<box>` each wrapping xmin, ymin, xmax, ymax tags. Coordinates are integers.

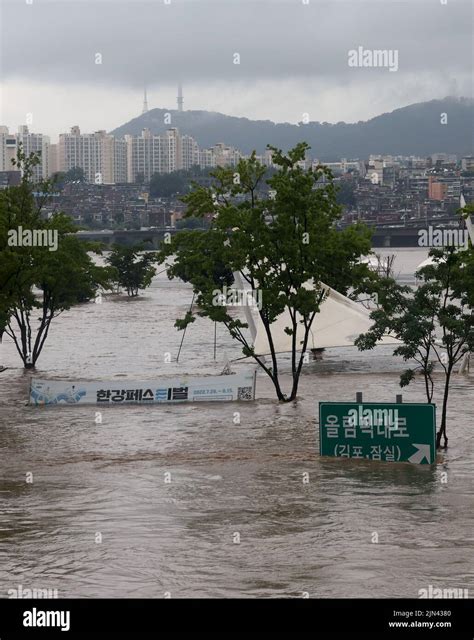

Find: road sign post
<box><xmin>319</xmin><ymin>401</ymin><xmax>436</xmax><ymax>464</ymax></box>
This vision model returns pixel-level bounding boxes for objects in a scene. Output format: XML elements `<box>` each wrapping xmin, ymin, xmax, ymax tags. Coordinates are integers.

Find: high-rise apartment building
<box><xmin>198</xmin><ymin>148</ymin><xmax>216</xmax><ymax>169</ymax></box>
<box><xmin>0</xmin><ymin>125</ymin><xmax>51</xmax><ymax>181</ymax></box>
<box><xmin>48</xmin><ymin>144</ymin><xmax>59</xmax><ymax>177</ymax></box>
<box><xmin>125</xmin><ymin>128</ymin><xmax>153</xmax><ymax>183</ymax></box>
<box><xmin>211</xmin><ymin>142</ymin><xmax>241</xmax><ymax>168</ymax></box>
<box><xmin>181</xmin><ymin>134</ymin><xmax>199</xmax><ymax>170</ymax></box>
<box><xmin>99</xmin><ymin>134</ymin><xmax>127</xmax><ymax>184</ymax></box>
<box><xmin>58</xmin><ymin>127</ymin><xmax>126</xmax><ymax>184</ymax></box>
<box><xmin>125</xmin><ymin>128</ymin><xmax>200</xmax><ymax>182</ymax></box>
<box><xmin>8</xmin><ymin>124</ymin><xmax>243</xmax><ymax>185</ymax></box>
<box><xmin>16</xmin><ymin>125</ymin><xmax>51</xmax><ymax>181</ymax></box>
<box><xmin>0</xmin><ymin>126</ymin><xmax>19</xmax><ymax>173</ymax></box>
<box><xmin>161</xmin><ymin>128</ymin><xmax>181</xmax><ymax>174</ymax></box>
<box><xmin>59</xmin><ymin>126</ymin><xmax>99</xmax><ymax>182</ymax></box>
<box><xmin>197</xmin><ymin>143</ymin><xmax>241</xmax><ymax>170</ymax></box>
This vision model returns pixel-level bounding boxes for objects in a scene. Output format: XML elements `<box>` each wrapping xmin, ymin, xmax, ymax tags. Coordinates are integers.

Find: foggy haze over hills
<box><xmin>112</xmin><ymin>97</ymin><xmax>474</xmax><ymax>160</ymax></box>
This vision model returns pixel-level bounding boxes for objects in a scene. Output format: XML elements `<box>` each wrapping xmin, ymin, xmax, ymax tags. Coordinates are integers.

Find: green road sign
<box><xmin>319</xmin><ymin>402</ymin><xmax>436</xmax><ymax>465</ymax></box>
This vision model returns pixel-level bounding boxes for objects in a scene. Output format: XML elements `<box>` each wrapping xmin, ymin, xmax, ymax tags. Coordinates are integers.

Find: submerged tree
<box><xmin>159</xmin><ymin>143</ymin><xmax>373</xmax><ymax>401</ymax></box>
<box><xmin>0</xmin><ymin>149</ymin><xmax>113</xmax><ymax>368</ymax></box>
<box><xmin>356</xmin><ymin>246</ymin><xmax>474</xmax><ymax>449</ymax></box>
<box><xmin>106</xmin><ymin>244</ymin><xmax>157</xmax><ymax>297</ymax></box>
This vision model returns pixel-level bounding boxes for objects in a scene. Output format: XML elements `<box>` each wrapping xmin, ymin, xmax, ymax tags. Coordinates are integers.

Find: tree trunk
<box><xmin>436</xmin><ymin>369</ymin><xmax>451</xmax><ymax>449</ymax></box>
<box><xmin>267</xmin><ymin>369</ymin><xmax>286</xmax><ymax>402</ymax></box>
<box><xmin>275</xmin><ymin>386</ymin><xmax>287</xmax><ymax>402</ymax></box>
<box><xmin>287</xmin><ymin>322</ymin><xmax>315</xmax><ymax>402</ymax></box>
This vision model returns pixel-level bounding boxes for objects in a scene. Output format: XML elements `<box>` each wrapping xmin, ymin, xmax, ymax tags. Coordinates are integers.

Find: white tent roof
<box><xmin>252</xmin><ymin>281</ymin><xmax>397</xmax><ymax>356</ymax></box>
<box><xmin>416</xmin><ymin>256</ymin><xmax>435</xmax><ymax>270</ymax></box>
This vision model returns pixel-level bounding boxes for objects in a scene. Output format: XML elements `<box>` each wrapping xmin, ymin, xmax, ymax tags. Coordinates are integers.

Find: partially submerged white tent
<box><xmin>253</xmin><ymin>283</ymin><xmax>397</xmax><ymax>355</ymax></box>
<box><xmin>232</xmin><ymin>273</ymin><xmax>398</xmax><ymax>356</ymax></box>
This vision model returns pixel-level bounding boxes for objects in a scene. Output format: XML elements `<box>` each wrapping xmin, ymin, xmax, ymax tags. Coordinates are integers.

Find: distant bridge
<box><xmin>370</xmin><ymin>226</ymin><xmax>438</xmax><ymax>248</ymax></box>
<box><xmin>75</xmin><ymin>220</ymin><xmax>462</xmax><ymax>249</ymax></box>
<box><xmin>74</xmin><ymin>228</ymin><xmax>177</xmax><ymax>249</ymax></box>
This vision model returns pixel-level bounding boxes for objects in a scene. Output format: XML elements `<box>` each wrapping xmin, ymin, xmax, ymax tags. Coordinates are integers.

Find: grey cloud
<box><xmin>1</xmin><ymin>0</ymin><xmax>472</xmax><ymax>89</ymax></box>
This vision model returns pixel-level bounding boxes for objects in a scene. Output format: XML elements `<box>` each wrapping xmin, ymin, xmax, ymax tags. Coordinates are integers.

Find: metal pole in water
<box><xmin>176</xmin><ymin>292</ymin><xmax>195</xmax><ymax>363</ymax></box>
<box><xmin>213</xmin><ymin>322</ymin><xmax>217</xmax><ymax>360</ymax></box>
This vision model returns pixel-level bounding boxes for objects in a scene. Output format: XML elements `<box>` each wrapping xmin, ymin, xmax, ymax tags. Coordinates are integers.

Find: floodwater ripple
<box><xmin>0</xmin><ymin>249</ymin><xmax>473</xmax><ymax>598</ymax></box>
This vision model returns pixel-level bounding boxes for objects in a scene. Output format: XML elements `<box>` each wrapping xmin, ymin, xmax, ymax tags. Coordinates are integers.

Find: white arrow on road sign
<box><xmin>408</xmin><ymin>444</ymin><xmax>431</xmax><ymax>464</ymax></box>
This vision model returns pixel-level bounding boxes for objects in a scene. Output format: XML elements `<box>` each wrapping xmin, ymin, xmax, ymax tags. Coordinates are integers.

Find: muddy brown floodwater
<box><xmin>0</xmin><ymin>248</ymin><xmax>473</xmax><ymax>598</ymax></box>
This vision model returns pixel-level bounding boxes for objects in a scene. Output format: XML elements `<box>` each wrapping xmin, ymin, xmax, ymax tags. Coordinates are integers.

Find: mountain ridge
<box><xmin>111</xmin><ymin>97</ymin><xmax>474</xmax><ymax>161</ymax></box>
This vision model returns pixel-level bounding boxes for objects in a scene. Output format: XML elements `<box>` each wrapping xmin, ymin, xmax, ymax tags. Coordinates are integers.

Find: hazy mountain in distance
<box><xmin>112</xmin><ymin>97</ymin><xmax>473</xmax><ymax>160</ymax></box>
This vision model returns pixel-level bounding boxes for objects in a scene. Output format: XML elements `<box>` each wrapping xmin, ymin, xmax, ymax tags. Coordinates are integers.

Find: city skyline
<box><xmin>3</xmin><ymin>120</ymin><xmax>471</xmax><ymax>186</ymax></box>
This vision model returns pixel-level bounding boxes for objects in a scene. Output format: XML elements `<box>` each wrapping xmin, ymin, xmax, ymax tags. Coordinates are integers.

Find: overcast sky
<box><xmin>0</xmin><ymin>0</ymin><xmax>472</xmax><ymax>141</ymax></box>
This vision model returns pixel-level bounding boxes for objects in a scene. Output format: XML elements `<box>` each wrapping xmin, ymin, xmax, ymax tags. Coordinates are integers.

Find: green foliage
<box><xmin>52</xmin><ymin>166</ymin><xmax>86</xmax><ymax>186</ymax></box>
<box><xmin>149</xmin><ymin>167</ymin><xmax>214</xmax><ymax>198</ymax></box>
<box><xmin>0</xmin><ymin>147</ymin><xmax>113</xmax><ymax>368</ymax></box>
<box><xmin>150</xmin><ymin>171</ymin><xmax>187</xmax><ymax>198</ymax></box>
<box><xmin>175</xmin><ymin>217</ymin><xmax>208</xmax><ymax>230</ymax></box>
<box><xmin>106</xmin><ymin>244</ymin><xmax>157</xmax><ymax>297</ymax></box>
<box><xmin>64</xmin><ymin>166</ymin><xmax>86</xmax><ymax>183</ymax></box>
<box><xmin>356</xmin><ymin>244</ymin><xmax>474</xmax><ymax>448</ymax></box>
<box><xmin>158</xmin><ymin>143</ymin><xmax>373</xmax><ymax>401</ymax></box>
<box><xmin>336</xmin><ymin>178</ymin><xmax>356</xmax><ymax>207</ymax></box>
